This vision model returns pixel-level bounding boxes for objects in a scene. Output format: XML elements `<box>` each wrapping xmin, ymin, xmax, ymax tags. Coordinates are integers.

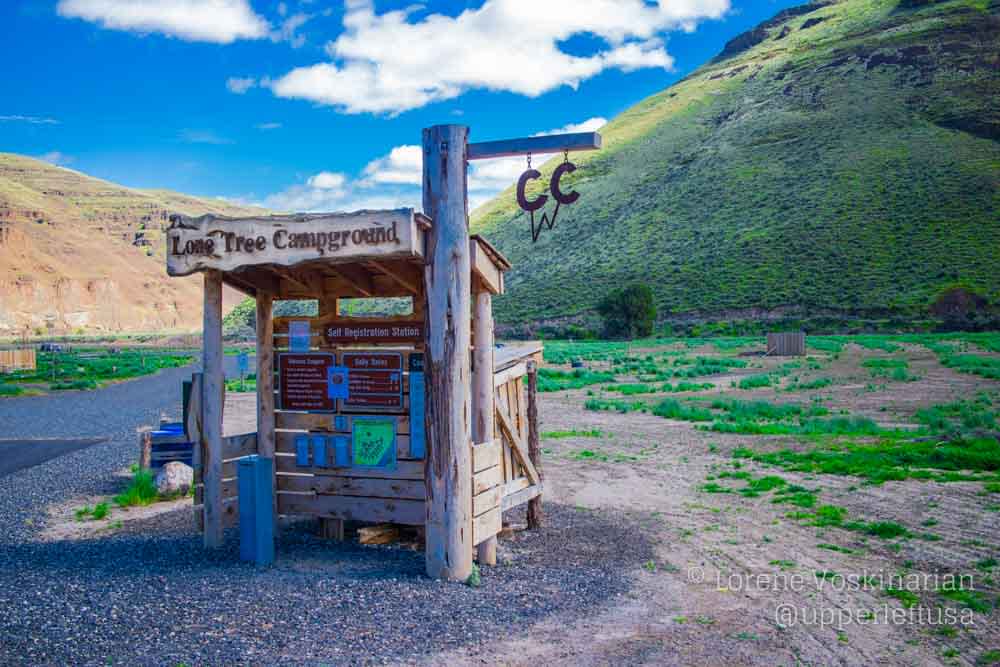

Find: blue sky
<box><xmin>2</xmin><ymin>0</ymin><xmax>804</xmax><ymax>211</ymax></box>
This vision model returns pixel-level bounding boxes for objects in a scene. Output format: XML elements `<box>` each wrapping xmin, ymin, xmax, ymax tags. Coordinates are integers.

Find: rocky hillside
<box><xmin>472</xmin><ymin>0</ymin><xmax>1000</xmax><ymax>331</ymax></box>
<box><xmin>0</xmin><ymin>154</ymin><xmax>266</xmax><ymax>336</ymax></box>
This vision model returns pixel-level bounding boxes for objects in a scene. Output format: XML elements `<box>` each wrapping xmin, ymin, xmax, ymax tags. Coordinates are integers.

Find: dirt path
<box><xmin>431</xmin><ymin>344</ymin><xmax>1000</xmax><ymax>666</ymax></box>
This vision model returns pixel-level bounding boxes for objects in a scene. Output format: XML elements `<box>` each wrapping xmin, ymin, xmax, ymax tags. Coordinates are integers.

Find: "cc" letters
<box><xmin>516</xmin><ymin>161</ymin><xmax>580</xmax><ymax>212</ymax></box>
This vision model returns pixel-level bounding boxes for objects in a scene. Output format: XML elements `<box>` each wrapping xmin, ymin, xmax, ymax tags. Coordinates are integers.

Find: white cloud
<box><xmin>361</xmin><ymin>145</ymin><xmax>422</xmax><ymax>186</ymax></box>
<box><xmin>307</xmin><ymin>172</ymin><xmax>347</xmax><ymax>190</ymax></box>
<box><xmin>260</xmin><ymin>116</ymin><xmax>606</xmax><ymax>214</ymax></box>
<box><xmin>179</xmin><ymin>129</ymin><xmax>233</xmax><ymax>145</ymax></box>
<box><xmin>1</xmin><ymin>114</ymin><xmax>60</xmax><ymax>125</ymax></box>
<box><xmin>36</xmin><ymin>151</ymin><xmax>75</xmax><ymax>166</ymax></box>
<box><xmin>227</xmin><ymin>76</ymin><xmax>257</xmax><ymax>94</ymax></box>
<box><xmin>272</xmin><ymin>11</ymin><xmax>311</xmax><ymax>48</ymax></box>
<box><xmin>57</xmin><ymin>0</ymin><xmax>270</xmax><ymax>44</ymax></box>
<box><xmin>535</xmin><ymin>117</ymin><xmax>607</xmax><ymax>136</ymax></box>
<box><xmin>266</xmin><ymin>0</ymin><xmax>729</xmax><ymax>114</ymax></box>
<box><xmin>255</xmin><ymin>122</ymin><xmax>282</xmax><ymax>130</ymax></box>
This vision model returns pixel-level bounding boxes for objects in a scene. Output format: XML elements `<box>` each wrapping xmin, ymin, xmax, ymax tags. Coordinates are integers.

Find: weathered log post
<box><xmin>256</xmin><ymin>290</ymin><xmax>276</xmax><ymax>531</ymax></box>
<box><xmin>317</xmin><ymin>297</ymin><xmax>344</xmax><ymax>542</ymax></box>
<box><xmin>422</xmin><ymin>124</ymin><xmax>474</xmax><ymax>581</ymax></box>
<box><xmin>202</xmin><ymin>270</ymin><xmax>225</xmax><ymax>548</ymax></box>
<box><xmin>138</xmin><ymin>428</ymin><xmax>152</xmax><ymax>470</ymax></box>
<box><xmin>526</xmin><ymin>360</ymin><xmax>544</xmax><ymax>529</ymax></box>
<box><xmin>473</xmin><ymin>290</ymin><xmax>497</xmax><ymax>566</ymax></box>
<box><xmin>187</xmin><ymin>372</ymin><xmax>204</xmax><ymax>532</ymax></box>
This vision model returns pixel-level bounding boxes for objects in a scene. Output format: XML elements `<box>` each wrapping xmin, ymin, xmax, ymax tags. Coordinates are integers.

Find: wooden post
<box><xmin>422</xmin><ymin>124</ymin><xmax>474</xmax><ymax>581</ymax></box>
<box><xmin>138</xmin><ymin>428</ymin><xmax>152</xmax><ymax>470</ymax></box>
<box><xmin>319</xmin><ymin>518</ymin><xmax>345</xmax><ymax>541</ymax></box>
<box><xmin>187</xmin><ymin>372</ymin><xmax>204</xmax><ymax>532</ymax></box>
<box><xmin>202</xmin><ymin>270</ymin><xmax>225</xmax><ymax>548</ymax></box>
<box><xmin>473</xmin><ymin>290</ymin><xmax>497</xmax><ymax>566</ymax></box>
<box><xmin>256</xmin><ymin>291</ymin><xmax>276</xmax><ymax>531</ymax></box>
<box><xmin>526</xmin><ymin>360</ymin><xmax>544</xmax><ymax>529</ymax></box>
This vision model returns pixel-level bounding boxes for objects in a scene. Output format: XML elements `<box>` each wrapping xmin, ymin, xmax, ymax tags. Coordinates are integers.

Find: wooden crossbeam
<box><xmin>502</xmin><ymin>483</ymin><xmax>543</xmax><ymax>512</ymax></box>
<box><xmin>494</xmin><ymin>398</ymin><xmax>540</xmax><ymax>485</ymax></box>
<box><xmin>236</xmin><ymin>268</ymin><xmax>280</xmax><ymax>295</ymax></box>
<box><xmin>271</xmin><ymin>266</ymin><xmax>319</xmax><ymax>296</ymax></box>
<box><xmin>467</xmin><ymin>132</ymin><xmax>602</xmax><ymax>161</ymax></box>
<box><xmin>221</xmin><ymin>272</ymin><xmax>257</xmax><ymax>297</ymax></box>
<box><xmin>330</xmin><ymin>264</ymin><xmax>375</xmax><ymax>297</ymax></box>
<box><xmin>369</xmin><ymin>261</ymin><xmax>421</xmax><ymax>295</ymax></box>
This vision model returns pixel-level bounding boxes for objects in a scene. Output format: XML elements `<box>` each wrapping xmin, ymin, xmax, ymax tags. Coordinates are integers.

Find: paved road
<box><xmin>0</xmin><ymin>356</ymin><xmax>244</xmax><ymax>543</ymax></box>
<box><xmin>0</xmin><ymin>438</ymin><xmax>107</xmax><ymax>478</ymax></box>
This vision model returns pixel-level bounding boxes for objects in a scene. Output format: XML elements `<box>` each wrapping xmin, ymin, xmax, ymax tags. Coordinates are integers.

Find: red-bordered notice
<box><xmin>278</xmin><ymin>353</ymin><xmax>336</xmax><ymax>412</ymax></box>
<box><xmin>341</xmin><ymin>352</ymin><xmax>403</xmax><ymax>410</ymax></box>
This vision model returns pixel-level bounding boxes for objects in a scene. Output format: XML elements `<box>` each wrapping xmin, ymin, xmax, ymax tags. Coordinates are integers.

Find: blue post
<box><xmin>409</xmin><ymin>354</ymin><xmax>426</xmax><ymax>459</ymax></box>
<box><xmin>238</xmin><ymin>455</ymin><xmax>275</xmax><ymax>566</ymax></box>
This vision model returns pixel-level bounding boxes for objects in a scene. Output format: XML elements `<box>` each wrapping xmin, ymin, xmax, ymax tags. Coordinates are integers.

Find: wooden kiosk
<box><xmin>166</xmin><ymin>126</ymin><xmax>562</xmax><ymax>581</ymax></box>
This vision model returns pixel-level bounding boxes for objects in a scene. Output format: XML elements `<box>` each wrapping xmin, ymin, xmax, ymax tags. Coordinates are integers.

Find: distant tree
<box><xmin>597</xmin><ymin>283</ymin><xmax>657</xmax><ymax>339</ymax></box>
<box><xmin>931</xmin><ymin>285</ymin><xmax>994</xmax><ymax>332</ymax></box>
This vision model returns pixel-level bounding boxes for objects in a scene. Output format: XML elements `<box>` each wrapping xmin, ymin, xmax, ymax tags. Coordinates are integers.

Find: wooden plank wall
<box><xmin>193</xmin><ymin>432</ymin><xmax>258</xmax><ymax>528</ymax></box>
<box><xmin>0</xmin><ymin>348</ymin><xmax>36</xmax><ymax>373</ymax></box>
<box><xmin>271</xmin><ymin>315</ymin><xmax>427</xmax><ymax>526</ymax></box>
<box><xmin>767</xmin><ymin>332</ymin><xmax>806</xmax><ymax>357</ymax></box>
<box><xmin>191</xmin><ymin>333</ymin><xmax>542</xmax><ymax>533</ymax></box>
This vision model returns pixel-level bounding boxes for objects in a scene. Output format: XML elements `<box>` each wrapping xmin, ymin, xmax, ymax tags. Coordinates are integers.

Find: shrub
<box><xmin>737</xmin><ymin>374</ymin><xmax>772</xmax><ymax>390</ymax></box>
<box><xmin>114</xmin><ymin>468</ymin><xmax>158</xmax><ymax>507</ymax></box>
<box><xmin>538</xmin><ymin>368</ymin><xmax>616</xmax><ymax>392</ymax></box>
<box><xmin>652</xmin><ymin>398</ymin><xmax>713</xmax><ymax>422</ymax></box>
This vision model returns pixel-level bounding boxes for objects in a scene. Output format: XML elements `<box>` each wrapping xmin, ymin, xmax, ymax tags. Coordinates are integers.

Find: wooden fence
<box><xmin>0</xmin><ymin>348</ymin><xmax>36</xmax><ymax>373</ymax></box>
<box><xmin>767</xmin><ymin>332</ymin><xmax>806</xmax><ymax>357</ymax></box>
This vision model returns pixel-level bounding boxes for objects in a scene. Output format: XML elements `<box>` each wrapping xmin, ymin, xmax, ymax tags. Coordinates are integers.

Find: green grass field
<box><xmin>0</xmin><ymin>347</ymin><xmax>193</xmax><ymax>396</ymax></box>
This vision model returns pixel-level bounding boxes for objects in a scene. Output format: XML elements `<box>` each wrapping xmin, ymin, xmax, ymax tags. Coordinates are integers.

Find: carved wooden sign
<box><xmin>325</xmin><ymin>321</ymin><xmax>424</xmax><ymax>345</ymax></box>
<box><xmin>166</xmin><ymin>208</ymin><xmax>422</xmax><ymax>276</ymax></box>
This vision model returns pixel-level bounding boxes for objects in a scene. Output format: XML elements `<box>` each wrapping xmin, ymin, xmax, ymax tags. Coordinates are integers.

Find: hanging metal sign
<box><xmin>468</xmin><ymin>129</ymin><xmax>601</xmax><ymax>242</ymax></box>
<box><xmin>516</xmin><ymin>152</ymin><xmax>581</xmax><ymax>243</ymax></box>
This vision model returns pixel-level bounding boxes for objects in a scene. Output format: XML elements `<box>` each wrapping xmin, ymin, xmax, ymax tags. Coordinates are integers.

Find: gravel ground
<box><xmin>0</xmin><ymin>358</ymin><xmax>243</xmax><ymax>544</ymax></box>
<box><xmin>0</xmin><ymin>504</ymin><xmax>652</xmax><ymax>666</ymax></box>
<box><xmin>0</xmin><ymin>363</ymin><xmax>653</xmax><ymax>666</ymax></box>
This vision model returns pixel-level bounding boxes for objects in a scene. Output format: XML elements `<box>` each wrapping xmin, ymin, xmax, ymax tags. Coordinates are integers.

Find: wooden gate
<box><xmin>492</xmin><ymin>346</ymin><xmax>543</xmax><ymax>511</ymax></box>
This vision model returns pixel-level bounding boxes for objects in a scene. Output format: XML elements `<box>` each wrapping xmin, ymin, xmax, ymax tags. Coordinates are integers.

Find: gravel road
<box><xmin>0</xmin><ymin>363</ymin><xmax>650</xmax><ymax>666</ymax></box>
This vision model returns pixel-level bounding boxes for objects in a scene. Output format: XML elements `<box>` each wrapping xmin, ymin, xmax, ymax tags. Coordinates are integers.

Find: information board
<box><xmin>237</xmin><ymin>352</ymin><xmax>249</xmax><ymax>375</ymax></box>
<box><xmin>341</xmin><ymin>352</ymin><xmax>404</xmax><ymax>411</ymax></box>
<box><xmin>352</xmin><ymin>418</ymin><xmax>397</xmax><ymax>469</ymax></box>
<box><xmin>278</xmin><ymin>353</ymin><xmax>336</xmax><ymax>412</ymax></box>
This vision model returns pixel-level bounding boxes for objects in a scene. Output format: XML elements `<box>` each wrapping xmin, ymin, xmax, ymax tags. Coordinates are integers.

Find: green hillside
<box><xmin>471</xmin><ymin>0</ymin><xmax>1000</xmax><ymax>331</ymax></box>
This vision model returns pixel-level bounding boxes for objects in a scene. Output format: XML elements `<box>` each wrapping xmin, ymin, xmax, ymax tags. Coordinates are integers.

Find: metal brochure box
<box><xmin>334</xmin><ymin>435</ymin><xmax>350</xmax><ymax>467</ymax></box>
<box><xmin>295</xmin><ymin>434</ymin><xmax>310</xmax><ymax>467</ymax></box>
<box><xmin>312</xmin><ymin>434</ymin><xmax>327</xmax><ymax>467</ymax></box>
